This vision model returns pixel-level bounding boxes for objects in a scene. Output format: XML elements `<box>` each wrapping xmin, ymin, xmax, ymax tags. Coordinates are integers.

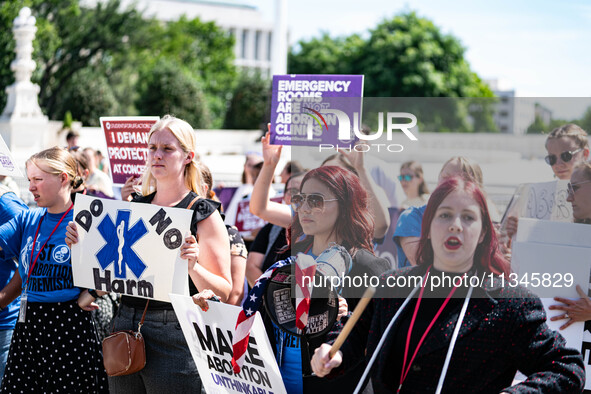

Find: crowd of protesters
<box><xmin>0</xmin><ymin>117</ymin><xmax>587</xmax><ymax>393</ymax></box>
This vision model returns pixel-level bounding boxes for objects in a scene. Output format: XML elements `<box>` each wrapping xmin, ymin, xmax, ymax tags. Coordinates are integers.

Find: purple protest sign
<box><xmin>270</xmin><ymin>75</ymin><xmax>364</xmax><ymax>146</ymax></box>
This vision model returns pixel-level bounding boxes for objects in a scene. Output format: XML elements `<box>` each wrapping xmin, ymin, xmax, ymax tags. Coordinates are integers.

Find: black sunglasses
<box><xmin>567</xmin><ymin>180</ymin><xmax>591</xmax><ymax>196</ymax></box>
<box><xmin>291</xmin><ymin>193</ymin><xmax>338</xmax><ymax>212</ymax></box>
<box><xmin>545</xmin><ymin>148</ymin><xmax>582</xmax><ymax>166</ymax></box>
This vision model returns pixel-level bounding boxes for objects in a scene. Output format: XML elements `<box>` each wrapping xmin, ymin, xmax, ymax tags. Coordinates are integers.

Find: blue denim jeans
<box><xmin>0</xmin><ymin>329</ymin><xmax>12</xmax><ymax>386</ymax></box>
<box><xmin>108</xmin><ymin>304</ymin><xmax>203</xmax><ymax>394</ymax></box>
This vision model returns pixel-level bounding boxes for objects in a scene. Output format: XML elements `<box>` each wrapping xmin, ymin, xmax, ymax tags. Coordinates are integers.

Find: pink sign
<box><xmin>100</xmin><ymin>117</ymin><xmax>159</xmax><ymax>186</ymax></box>
<box><xmin>234</xmin><ymin>196</ymin><xmax>283</xmax><ymax>237</ymax></box>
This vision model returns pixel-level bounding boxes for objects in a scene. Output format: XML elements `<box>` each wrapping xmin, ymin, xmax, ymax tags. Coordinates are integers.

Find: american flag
<box><xmin>231</xmin><ymin>257</ymin><xmax>295</xmax><ymax>373</ymax></box>
<box><xmin>295</xmin><ymin>254</ymin><xmax>317</xmax><ymax>331</ymax></box>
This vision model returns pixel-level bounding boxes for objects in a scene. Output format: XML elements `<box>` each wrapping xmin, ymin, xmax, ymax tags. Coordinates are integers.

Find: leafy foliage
<box><xmin>136</xmin><ymin>58</ymin><xmax>210</xmax><ymax>128</ymax></box>
<box><xmin>52</xmin><ymin>68</ymin><xmax>117</xmax><ymax>127</ymax></box>
<box><xmin>224</xmin><ymin>71</ymin><xmax>271</xmax><ymax>129</ymax></box>
<box><xmin>289</xmin><ymin>12</ymin><xmax>496</xmax><ymax>132</ymax></box>
<box><xmin>1</xmin><ymin>1</ymin><xmax>236</xmax><ymax>127</ymax></box>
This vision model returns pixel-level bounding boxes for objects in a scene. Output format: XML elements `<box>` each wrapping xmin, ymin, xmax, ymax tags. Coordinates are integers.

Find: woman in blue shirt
<box><xmin>0</xmin><ymin>147</ymin><xmax>108</xmax><ymax>393</ymax></box>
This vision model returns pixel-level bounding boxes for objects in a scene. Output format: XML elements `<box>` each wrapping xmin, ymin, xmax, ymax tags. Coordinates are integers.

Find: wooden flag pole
<box><xmin>329</xmin><ymin>286</ymin><xmax>376</xmax><ymax>358</ymax></box>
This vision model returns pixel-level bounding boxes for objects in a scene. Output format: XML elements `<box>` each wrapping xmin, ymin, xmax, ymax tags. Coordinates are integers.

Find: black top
<box><xmin>122</xmin><ymin>191</ymin><xmax>220</xmax><ymax>310</ymax></box>
<box><xmin>328</xmin><ymin>264</ymin><xmax>585</xmax><ymax>393</ymax></box>
<box><xmin>249</xmin><ymin>223</ymin><xmax>289</xmax><ymax>272</ymax></box>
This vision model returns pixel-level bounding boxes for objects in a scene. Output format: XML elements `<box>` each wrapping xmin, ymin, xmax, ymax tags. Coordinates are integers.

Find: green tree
<box><xmin>0</xmin><ymin>0</ymin><xmax>146</xmax><ymax>120</ymax></box>
<box><xmin>288</xmin><ymin>33</ymin><xmax>363</xmax><ymax>76</ymax></box>
<box><xmin>526</xmin><ymin>115</ymin><xmax>548</xmax><ymax>134</ymax></box>
<box><xmin>578</xmin><ymin>106</ymin><xmax>591</xmax><ymax>134</ymax></box>
<box><xmin>224</xmin><ymin>71</ymin><xmax>271</xmax><ymax>129</ymax></box>
<box><xmin>52</xmin><ymin>67</ymin><xmax>117</xmax><ymax>126</ymax></box>
<box><xmin>144</xmin><ymin>16</ymin><xmax>236</xmax><ymax>127</ymax></box>
<box><xmin>1</xmin><ymin>1</ymin><xmax>237</xmax><ymax>127</ymax></box>
<box><xmin>288</xmin><ymin>12</ymin><xmax>496</xmax><ymax>132</ymax></box>
<box><xmin>136</xmin><ymin>58</ymin><xmax>210</xmax><ymax>128</ymax></box>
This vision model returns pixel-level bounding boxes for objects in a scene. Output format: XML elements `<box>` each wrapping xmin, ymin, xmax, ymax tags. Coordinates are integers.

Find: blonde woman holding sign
<box><xmin>68</xmin><ymin>115</ymin><xmax>231</xmax><ymax>393</ymax></box>
<box><xmin>0</xmin><ymin>147</ymin><xmax>108</xmax><ymax>393</ymax></box>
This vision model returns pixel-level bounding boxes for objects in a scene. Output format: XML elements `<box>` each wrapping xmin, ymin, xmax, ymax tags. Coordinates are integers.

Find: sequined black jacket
<box><xmin>327</xmin><ymin>264</ymin><xmax>585</xmax><ymax>393</ymax></box>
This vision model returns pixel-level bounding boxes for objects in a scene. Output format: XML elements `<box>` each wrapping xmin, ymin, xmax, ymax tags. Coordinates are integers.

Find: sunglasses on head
<box><xmin>398</xmin><ymin>174</ymin><xmax>415</xmax><ymax>182</ymax></box>
<box><xmin>567</xmin><ymin>180</ymin><xmax>591</xmax><ymax>196</ymax></box>
<box><xmin>544</xmin><ymin>148</ymin><xmax>582</xmax><ymax>166</ymax></box>
<box><xmin>291</xmin><ymin>193</ymin><xmax>338</xmax><ymax>212</ymax></box>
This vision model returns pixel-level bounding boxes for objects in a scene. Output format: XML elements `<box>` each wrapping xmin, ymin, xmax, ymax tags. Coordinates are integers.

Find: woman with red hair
<box><xmin>278</xmin><ymin>165</ymin><xmax>390</xmax><ymax>393</ymax></box>
<box><xmin>311</xmin><ymin>177</ymin><xmax>584</xmax><ymax>393</ymax></box>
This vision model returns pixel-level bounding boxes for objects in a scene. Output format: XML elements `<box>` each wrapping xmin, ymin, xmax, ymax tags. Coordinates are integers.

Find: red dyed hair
<box><xmin>287</xmin><ymin>166</ymin><xmax>375</xmax><ymax>255</ymax></box>
<box><xmin>416</xmin><ymin>177</ymin><xmax>509</xmax><ymax>276</ymax></box>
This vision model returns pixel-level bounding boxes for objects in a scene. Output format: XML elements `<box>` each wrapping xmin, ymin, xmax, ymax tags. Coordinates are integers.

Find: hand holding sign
<box><xmin>262</xmin><ymin>130</ymin><xmax>282</xmax><ymax>164</ymax></box>
<box><xmin>71</xmin><ymin>194</ymin><xmax>192</xmax><ymax>302</ymax></box>
<box><xmin>181</xmin><ymin>234</ymin><xmax>199</xmax><ymax>270</ymax></box>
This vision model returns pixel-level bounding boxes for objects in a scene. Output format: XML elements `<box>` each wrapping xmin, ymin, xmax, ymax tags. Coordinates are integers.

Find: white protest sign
<box><xmin>169</xmin><ymin>294</ymin><xmax>286</xmax><ymax>394</ymax></box>
<box><xmin>71</xmin><ymin>194</ymin><xmax>191</xmax><ymax>302</ymax></box>
<box><xmin>512</xmin><ymin>218</ymin><xmax>591</xmax><ymax>389</ymax></box>
<box><xmin>0</xmin><ymin>134</ymin><xmax>23</xmax><ymax>178</ymax></box>
<box><xmin>515</xmin><ymin>218</ymin><xmax>591</xmax><ymax>248</ymax></box>
<box><xmin>513</xmin><ymin>180</ymin><xmax>572</xmax><ymax>222</ymax></box>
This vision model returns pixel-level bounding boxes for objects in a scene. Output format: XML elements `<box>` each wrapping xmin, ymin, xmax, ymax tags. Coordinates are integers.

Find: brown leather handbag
<box><xmin>102</xmin><ymin>300</ymin><xmax>149</xmax><ymax>376</ymax></box>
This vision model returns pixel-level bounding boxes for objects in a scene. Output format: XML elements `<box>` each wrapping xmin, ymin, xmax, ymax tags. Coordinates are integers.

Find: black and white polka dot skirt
<box><xmin>0</xmin><ymin>300</ymin><xmax>108</xmax><ymax>393</ymax></box>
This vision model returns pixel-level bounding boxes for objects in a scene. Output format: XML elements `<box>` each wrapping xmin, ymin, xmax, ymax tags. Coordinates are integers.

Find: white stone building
<box><xmin>83</xmin><ymin>0</ymin><xmax>288</xmax><ymax>77</ymax></box>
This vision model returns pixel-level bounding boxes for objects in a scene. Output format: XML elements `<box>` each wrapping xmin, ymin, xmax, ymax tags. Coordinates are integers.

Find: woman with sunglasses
<box><xmin>311</xmin><ymin>177</ymin><xmax>585</xmax><ymax>393</ymax></box>
<box><xmin>278</xmin><ymin>165</ymin><xmax>390</xmax><ymax>394</ymax></box>
<box><xmin>505</xmin><ymin>124</ymin><xmax>589</xmax><ymax>239</ymax></box>
<box><xmin>549</xmin><ymin>162</ymin><xmax>591</xmax><ymax>329</ymax></box>
<box><xmin>544</xmin><ymin>124</ymin><xmax>589</xmax><ymax>180</ymax></box>
<box><xmin>399</xmin><ymin>161</ymin><xmax>430</xmax><ymax>210</ymax></box>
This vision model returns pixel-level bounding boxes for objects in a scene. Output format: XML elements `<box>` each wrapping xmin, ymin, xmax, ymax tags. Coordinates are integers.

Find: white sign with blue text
<box><xmin>71</xmin><ymin>194</ymin><xmax>191</xmax><ymax>302</ymax></box>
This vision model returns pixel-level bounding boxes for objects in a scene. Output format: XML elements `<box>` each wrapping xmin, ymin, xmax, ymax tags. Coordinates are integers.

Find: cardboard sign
<box><xmin>224</xmin><ymin>184</ymin><xmax>282</xmax><ymax>239</ymax></box>
<box><xmin>169</xmin><ymin>294</ymin><xmax>287</xmax><ymax>394</ymax></box>
<box><xmin>512</xmin><ymin>218</ymin><xmax>591</xmax><ymax>390</ymax></box>
<box><xmin>0</xmin><ymin>134</ymin><xmax>23</xmax><ymax>178</ymax></box>
<box><xmin>100</xmin><ymin>116</ymin><xmax>159</xmax><ymax>187</ymax></box>
<box><xmin>234</xmin><ymin>197</ymin><xmax>283</xmax><ymax>234</ymax></box>
<box><xmin>507</xmin><ymin>181</ymin><xmax>572</xmax><ymax>222</ymax></box>
<box><xmin>270</xmin><ymin>74</ymin><xmax>364</xmax><ymax>146</ymax></box>
<box><xmin>71</xmin><ymin>194</ymin><xmax>191</xmax><ymax>302</ymax></box>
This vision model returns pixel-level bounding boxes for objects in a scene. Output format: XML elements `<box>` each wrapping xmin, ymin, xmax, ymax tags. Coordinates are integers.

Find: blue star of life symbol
<box><xmin>96</xmin><ymin>209</ymin><xmax>148</xmax><ymax>279</ymax></box>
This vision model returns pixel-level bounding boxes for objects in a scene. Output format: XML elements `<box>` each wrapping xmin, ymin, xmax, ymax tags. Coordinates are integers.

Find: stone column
<box><xmin>0</xmin><ymin>7</ymin><xmax>48</xmax><ymax>189</ymax></box>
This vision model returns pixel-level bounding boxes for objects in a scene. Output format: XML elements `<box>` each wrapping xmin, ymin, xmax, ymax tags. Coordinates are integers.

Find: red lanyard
<box><xmin>398</xmin><ymin>266</ymin><xmax>462</xmax><ymax>393</ymax></box>
<box><xmin>26</xmin><ymin>204</ymin><xmax>73</xmax><ymax>287</ymax></box>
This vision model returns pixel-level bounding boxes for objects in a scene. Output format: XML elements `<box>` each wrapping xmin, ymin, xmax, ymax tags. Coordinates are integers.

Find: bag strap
<box><xmin>187</xmin><ymin>195</ymin><xmax>199</xmax><ymax>210</ymax></box>
<box><xmin>109</xmin><ymin>194</ymin><xmax>199</xmax><ymax>337</ymax></box>
<box><xmin>137</xmin><ymin>300</ymin><xmax>150</xmax><ymax>335</ymax></box>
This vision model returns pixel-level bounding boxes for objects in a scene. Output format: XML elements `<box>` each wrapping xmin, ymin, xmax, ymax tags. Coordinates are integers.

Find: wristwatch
<box><xmin>88</xmin><ymin>289</ymin><xmax>99</xmax><ymax>299</ymax></box>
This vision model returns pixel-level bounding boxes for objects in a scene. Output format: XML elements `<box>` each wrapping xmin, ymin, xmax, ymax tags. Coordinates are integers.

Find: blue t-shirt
<box><xmin>0</xmin><ymin>208</ymin><xmax>80</xmax><ymax>302</ymax></box>
<box><xmin>0</xmin><ymin>193</ymin><xmax>28</xmax><ymax>328</ymax></box>
<box><xmin>393</xmin><ymin>205</ymin><xmax>426</xmax><ymax>268</ymax></box>
<box><xmin>273</xmin><ymin>326</ymin><xmax>302</xmax><ymax>394</ymax></box>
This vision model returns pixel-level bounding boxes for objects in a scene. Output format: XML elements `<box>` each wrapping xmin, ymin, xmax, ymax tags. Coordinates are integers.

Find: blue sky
<box><xmin>257</xmin><ymin>0</ymin><xmax>591</xmax><ymax>118</ymax></box>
